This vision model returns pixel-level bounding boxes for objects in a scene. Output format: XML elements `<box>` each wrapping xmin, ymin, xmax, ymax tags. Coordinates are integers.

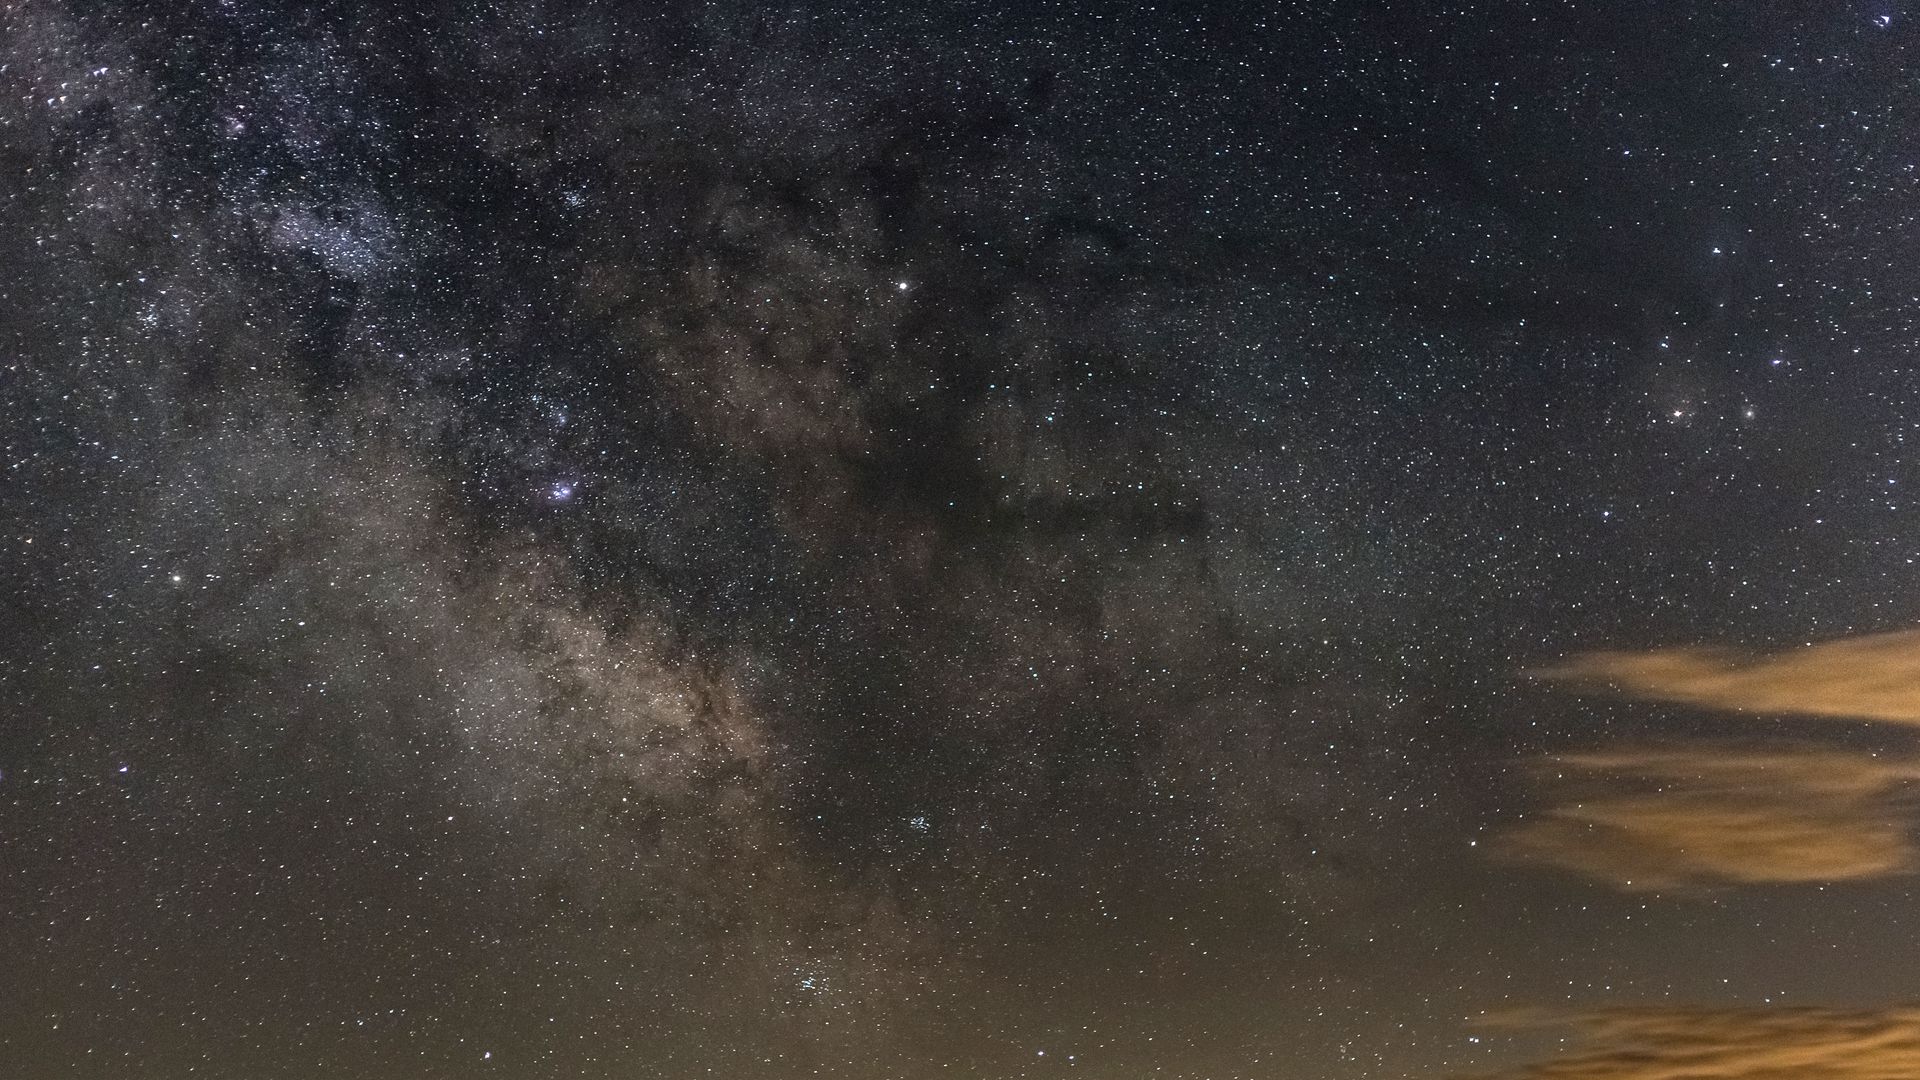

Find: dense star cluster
<box><xmin>4</xmin><ymin>2</ymin><xmax>1919</xmax><ymax>1077</ymax></box>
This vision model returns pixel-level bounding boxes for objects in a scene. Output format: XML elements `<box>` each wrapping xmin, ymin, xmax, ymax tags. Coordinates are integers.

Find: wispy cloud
<box><xmin>1501</xmin><ymin>746</ymin><xmax>1920</xmax><ymax>889</ymax></box>
<box><xmin>1468</xmin><ymin>1004</ymin><xmax>1920</xmax><ymax>1079</ymax></box>
<box><xmin>1541</xmin><ymin>629</ymin><xmax>1920</xmax><ymax>726</ymax></box>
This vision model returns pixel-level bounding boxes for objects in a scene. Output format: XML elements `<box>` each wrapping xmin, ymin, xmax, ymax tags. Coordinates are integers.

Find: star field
<box><xmin>4</xmin><ymin>2</ymin><xmax>1920</xmax><ymax>1078</ymax></box>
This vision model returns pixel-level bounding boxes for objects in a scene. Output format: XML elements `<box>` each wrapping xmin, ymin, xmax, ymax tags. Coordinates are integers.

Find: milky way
<box><xmin>5</xmin><ymin>2</ymin><xmax>1920</xmax><ymax>1077</ymax></box>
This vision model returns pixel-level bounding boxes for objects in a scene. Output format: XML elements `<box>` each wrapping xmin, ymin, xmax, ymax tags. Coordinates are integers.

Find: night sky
<box><xmin>5</xmin><ymin>1</ymin><xmax>1920</xmax><ymax>1077</ymax></box>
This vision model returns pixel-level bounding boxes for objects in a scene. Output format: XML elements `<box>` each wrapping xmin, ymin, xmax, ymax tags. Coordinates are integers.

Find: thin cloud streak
<box><xmin>1501</xmin><ymin>747</ymin><xmax>1920</xmax><ymax>889</ymax></box>
<box><xmin>1466</xmin><ymin>1004</ymin><xmax>1920</xmax><ymax>1080</ymax></box>
<box><xmin>1542</xmin><ymin>630</ymin><xmax>1920</xmax><ymax>726</ymax></box>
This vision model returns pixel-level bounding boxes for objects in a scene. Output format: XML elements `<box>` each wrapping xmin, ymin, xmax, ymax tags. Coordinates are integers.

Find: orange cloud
<box><xmin>1501</xmin><ymin>747</ymin><xmax>1920</xmax><ymax>889</ymax></box>
<box><xmin>1541</xmin><ymin>630</ymin><xmax>1920</xmax><ymax>726</ymax></box>
<box><xmin>1468</xmin><ymin>1004</ymin><xmax>1920</xmax><ymax>1080</ymax></box>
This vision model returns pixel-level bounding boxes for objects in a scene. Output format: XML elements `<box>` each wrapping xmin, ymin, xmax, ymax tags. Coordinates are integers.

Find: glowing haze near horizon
<box><xmin>4</xmin><ymin>2</ymin><xmax>1920</xmax><ymax>1077</ymax></box>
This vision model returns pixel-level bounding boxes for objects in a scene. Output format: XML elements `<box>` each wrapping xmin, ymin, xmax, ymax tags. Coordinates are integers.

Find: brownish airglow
<box><xmin>1541</xmin><ymin>629</ymin><xmax>1920</xmax><ymax>726</ymax></box>
<box><xmin>1467</xmin><ymin>1005</ymin><xmax>1920</xmax><ymax>1079</ymax></box>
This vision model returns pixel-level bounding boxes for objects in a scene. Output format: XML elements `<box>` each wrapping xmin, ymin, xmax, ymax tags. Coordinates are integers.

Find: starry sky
<box><xmin>4</xmin><ymin>1</ymin><xmax>1920</xmax><ymax>1077</ymax></box>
